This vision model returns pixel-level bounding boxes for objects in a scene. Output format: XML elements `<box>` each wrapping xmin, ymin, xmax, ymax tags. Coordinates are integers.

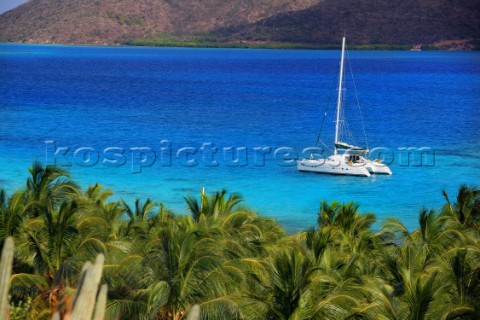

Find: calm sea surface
<box><xmin>1</xmin><ymin>44</ymin><xmax>479</xmax><ymax>231</ymax></box>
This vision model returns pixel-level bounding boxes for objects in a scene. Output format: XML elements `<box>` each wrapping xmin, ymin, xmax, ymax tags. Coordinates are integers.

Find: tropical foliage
<box><xmin>0</xmin><ymin>163</ymin><xmax>479</xmax><ymax>319</ymax></box>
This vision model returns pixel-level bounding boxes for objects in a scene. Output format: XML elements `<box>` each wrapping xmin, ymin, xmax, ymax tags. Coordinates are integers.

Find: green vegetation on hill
<box><xmin>124</xmin><ymin>38</ymin><xmax>340</xmax><ymax>50</ymax></box>
<box><xmin>123</xmin><ymin>33</ymin><xmax>412</xmax><ymax>50</ymax></box>
<box><xmin>1</xmin><ymin>163</ymin><xmax>479</xmax><ymax>319</ymax></box>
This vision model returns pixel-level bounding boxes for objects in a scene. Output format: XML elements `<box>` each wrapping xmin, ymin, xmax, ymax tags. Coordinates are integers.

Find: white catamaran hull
<box><xmin>365</xmin><ymin>160</ymin><xmax>392</xmax><ymax>175</ymax></box>
<box><xmin>297</xmin><ymin>155</ymin><xmax>371</xmax><ymax>177</ymax></box>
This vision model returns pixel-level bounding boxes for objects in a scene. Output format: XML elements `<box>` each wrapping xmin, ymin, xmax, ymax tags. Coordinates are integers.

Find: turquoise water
<box><xmin>0</xmin><ymin>44</ymin><xmax>479</xmax><ymax>231</ymax></box>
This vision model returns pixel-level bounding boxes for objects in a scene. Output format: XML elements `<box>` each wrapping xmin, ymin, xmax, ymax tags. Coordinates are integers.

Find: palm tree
<box><xmin>316</xmin><ymin>201</ymin><xmax>378</xmax><ymax>262</ymax></box>
<box><xmin>383</xmin><ymin>209</ymin><xmax>463</xmax><ymax>263</ymax></box>
<box><xmin>0</xmin><ymin>190</ymin><xmax>26</xmax><ymax>245</ymax></box>
<box><xmin>435</xmin><ymin>248</ymin><xmax>480</xmax><ymax>319</ymax></box>
<box><xmin>186</xmin><ymin>189</ymin><xmax>285</xmax><ymax>257</ymax></box>
<box><xmin>375</xmin><ymin>205</ymin><xmax>480</xmax><ymax>320</ymax></box>
<box><xmin>9</xmin><ymin>199</ymin><xmax>81</xmax><ymax>317</ymax></box>
<box><xmin>11</xmin><ymin>198</ymin><xmax>109</xmax><ymax>317</ymax></box>
<box><xmin>83</xmin><ymin>183</ymin><xmax>113</xmax><ymax>208</ymax></box>
<box><xmin>185</xmin><ymin>189</ymin><xmax>242</xmax><ymax>223</ymax></box>
<box><xmin>303</xmin><ymin>226</ymin><xmax>370</xmax><ymax>319</ymax></box>
<box><xmin>240</xmin><ymin>245</ymin><xmax>316</xmax><ymax>320</ymax></box>
<box><xmin>442</xmin><ymin>185</ymin><xmax>480</xmax><ymax>230</ymax></box>
<box><xmin>80</xmin><ymin>184</ymin><xmax>126</xmax><ymax>241</ymax></box>
<box><xmin>243</xmin><ymin>238</ymin><xmax>364</xmax><ymax>320</ymax></box>
<box><xmin>121</xmin><ymin>198</ymin><xmax>161</xmax><ymax>237</ymax></box>
<box><xmin>317</xmin><ymin>201</ymin><xmax>376</xmax><ymax>235</ymax></box>
<box><xmin>24</xmin><ymin>162</ymin><xmax>79</xmax><ymax>217</ymax></box>
<box><xmin>358</xmin><ymin>241</ymin><xmax>444</xmax><ymax>320</ymax></box>
<box><xmin>107</xmin><ymin>216</ymin><xmax>241</xmax><ymax>320</ymax></box>
<box><xmin>354</xmin><ymin>277</ymin><xmax>401</xmax><ymax>320</ymax></box>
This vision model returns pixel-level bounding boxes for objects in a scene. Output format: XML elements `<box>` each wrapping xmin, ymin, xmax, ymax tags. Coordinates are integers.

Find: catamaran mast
<box><xmin>334</xmin><ymin>36</ymin><xmax>346</xmax><ymax>155</ymax></box>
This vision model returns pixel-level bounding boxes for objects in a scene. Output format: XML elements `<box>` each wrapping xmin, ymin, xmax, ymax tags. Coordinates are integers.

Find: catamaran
<box><xmin>297</xmin><ymin>37</ymin><xmax>392</xmax><ymax>177</ymax></box>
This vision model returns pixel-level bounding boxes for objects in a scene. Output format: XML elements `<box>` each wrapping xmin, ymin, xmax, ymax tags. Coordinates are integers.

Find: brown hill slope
<box><xmin>0</xmin><ymin>0</ymin><xmax>320</xmax><ymax>44</ymax></box>
<box><xmin>0</xmin><ymin>0</ymin><xmax>478</xmax><ymax>47</ymax></box>
<box><xmin>227</xmin><ymin>0</ymin><xmax>480</xmax><ymax>47</ymax></box>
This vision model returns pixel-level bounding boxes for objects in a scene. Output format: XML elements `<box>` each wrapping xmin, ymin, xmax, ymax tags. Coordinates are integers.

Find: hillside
<box><xmin>0</xmin><ymin>0</ymin><xmax>479</xmax><ymax>48</ymax></box>
<box><xmin>227</xmin><ymin>0</ymin><xmax>480</xmax><ymax>48</ymax></box>
<box><xmin>0</xmin><ymin>0</ymin><xmax>320</xmax><ymax>44</ymax></box>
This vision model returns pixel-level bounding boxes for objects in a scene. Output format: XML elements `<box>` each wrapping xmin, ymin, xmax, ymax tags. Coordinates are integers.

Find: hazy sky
<box><xmin>0</xmin><ymin>0</ymin><xmax>27</xmax><ymax>14</ymax></box>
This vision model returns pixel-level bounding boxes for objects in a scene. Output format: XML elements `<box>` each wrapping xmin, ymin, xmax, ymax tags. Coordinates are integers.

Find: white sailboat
<box><xmin>297</xmin><ymin>37</ymin><xmax>392</xmax><ymax>177</ymax></box>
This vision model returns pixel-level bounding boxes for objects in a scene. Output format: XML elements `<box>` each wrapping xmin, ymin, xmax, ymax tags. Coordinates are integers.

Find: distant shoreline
<box><xmin>123</xmin><ymin>40</ymin><xmax>417</xmax><ymax>51</ymax></box>
<box><xmin>2</xmin><ymin>40</ymin><xmax>477</xmax><ymax>51</ymax></box>
<box><xmin>120</xmin><ymin>37</ymin><xmax>477</xmax><ymax>51</ymax></box>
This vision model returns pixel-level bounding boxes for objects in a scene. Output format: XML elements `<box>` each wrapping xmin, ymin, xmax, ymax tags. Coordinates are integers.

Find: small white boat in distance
<box><xmin>297</xmin><ymin>37</ymin><xmax>392</xmax><ymax>177</ymax></box>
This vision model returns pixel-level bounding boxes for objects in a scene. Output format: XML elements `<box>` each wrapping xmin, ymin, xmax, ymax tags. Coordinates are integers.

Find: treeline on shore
<box><xmin>123</xmin><ymin>37</ymin><xmax>418</xmax><ymax>50</ymax></box>
<box><xmin>0</xmin><ymin>162</ymin><xmax>479</xmax><ymax>319</ymax></box>
<box><xmin>123</xmin><ymin>33</ymin><xmax>417</xmax><ymax>50</ymax></box>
